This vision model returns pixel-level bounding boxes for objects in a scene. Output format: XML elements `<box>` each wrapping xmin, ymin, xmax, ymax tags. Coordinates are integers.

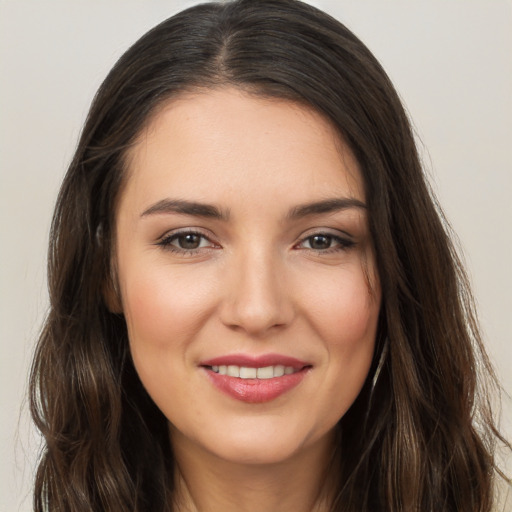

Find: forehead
<box><xmin>120</xmin><ymin>87</ymin><xmax>364</xmax><ymax>216</ymax></box>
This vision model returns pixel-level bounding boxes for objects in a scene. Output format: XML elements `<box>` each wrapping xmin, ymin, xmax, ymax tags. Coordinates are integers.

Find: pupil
<box><xmin>310</xmin><ymin>235</ymin><xmax>331</xmax><ymax>250</ymax></box>
<box><xmin>180</xmin><ymin>234</ymin><xmax>200</xmax><ymax>249</ymax></box>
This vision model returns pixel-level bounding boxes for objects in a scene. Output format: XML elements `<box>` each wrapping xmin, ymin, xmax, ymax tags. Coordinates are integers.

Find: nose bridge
<box><xmin>220</xmin><ymin>242</ymin><xmax>292</xmax><ymax>335</ymax></box>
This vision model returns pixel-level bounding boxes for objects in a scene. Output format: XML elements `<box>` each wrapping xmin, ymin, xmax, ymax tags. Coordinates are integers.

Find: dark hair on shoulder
<box><xmin>30</xmin><ymin>0</ymin><xmax>510</xmax><ymax>510</ymax></box>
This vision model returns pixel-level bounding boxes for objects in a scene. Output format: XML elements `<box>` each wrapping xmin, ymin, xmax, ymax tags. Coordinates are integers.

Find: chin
<box><xmin>208</xmin><ymin>437</ymin><xmax>306</xmax><ymax>466</ymax></box>
<box><xmin>187</xmin><ymin>417</ymin><xmax>334</xmax><ymax>467</ymax></box>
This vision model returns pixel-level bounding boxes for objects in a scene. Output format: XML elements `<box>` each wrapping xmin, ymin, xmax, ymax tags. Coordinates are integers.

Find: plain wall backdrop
<box><xmin>1</xmin><ymin>1</ymin><xmax>511</xmax><ymax>510</ymax></box>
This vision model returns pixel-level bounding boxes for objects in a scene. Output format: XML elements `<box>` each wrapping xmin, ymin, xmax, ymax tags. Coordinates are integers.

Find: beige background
<box><xmin>1</xmin><ymin>1</ymin><xmax>510</xmax><ymax>510</ymax></box>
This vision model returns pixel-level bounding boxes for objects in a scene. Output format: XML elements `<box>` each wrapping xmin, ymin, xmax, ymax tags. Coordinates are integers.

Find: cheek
<box><xmin>121</xmin><ymin>264</ymin><xmax>218</xmax><ymax>365</ymax></box>
<box><xmin>300</xmin><ymin>267</ymin><xmax>380</xmax><ymax>417</ymax></box>
<box><xmin>334</xmin><ymin>287</ymin><xmax>378</xmax><ymax>348</ymax></box>
<box><xmin>120</xmin><ymin>265</ymin><xmax>221</xmax><ymax>418</ymax></box>
<box><xmin>303</xmin><ymin>266</ymin><xmax>379</xmax><ymax>347</ymax></box>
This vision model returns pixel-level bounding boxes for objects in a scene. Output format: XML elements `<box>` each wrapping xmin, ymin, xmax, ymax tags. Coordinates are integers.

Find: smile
<box><xmin>201</xmin><ymin>354</ymin><xmax>311</xmax><ymax>403</ymax></box>
<box><xmin>209</xmin><ymin>365</ymin><xmax>297</xmax><ymax>379</ymax></box>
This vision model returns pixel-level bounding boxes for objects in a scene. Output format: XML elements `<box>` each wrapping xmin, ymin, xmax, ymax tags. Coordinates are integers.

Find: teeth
<box><xmin>227</xmin><ymin>365</ymin><xmax>239</xmax><ymax>377</ymax></box>
<box><xmin>256</xmin><ymin>366</ymin><xmax>274</xmax><ymax>379</ymax></box>
<box><xmin>273</xmin><ymin>365</ymin><xmax>285</xmax><ymax>377</ymax></box>
<box><xmin>212</xmin><ymin>365</ymin><xmax>297</xmax><ymax>379</ymax></box>
<box><xmin>240</xmin><ymin>367</ymin><xmax>257</xmax><ymax>378</ymax></box>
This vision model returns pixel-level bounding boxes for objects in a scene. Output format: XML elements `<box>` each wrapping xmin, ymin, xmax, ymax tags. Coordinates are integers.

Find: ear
<box><xmin>103</xmin><ymin>273</ymin><xmax>123</xmax><ymax>314</ymax></box>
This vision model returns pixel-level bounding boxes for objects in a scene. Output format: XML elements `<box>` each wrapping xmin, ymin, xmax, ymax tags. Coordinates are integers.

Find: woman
<box><xmin>29</xmin><ymin>0</ymin><xmax>510</xmax><ymax>510</ymax></box>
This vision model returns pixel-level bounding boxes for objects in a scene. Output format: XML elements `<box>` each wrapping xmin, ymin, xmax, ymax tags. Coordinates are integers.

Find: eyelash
<box><xmin>295</xmin><ymin>233</ymin><xmax>356</xmax><ymax>254</ymax></box>
<box><xmin>157</xmin><ymin>230</ymin><xmax>217</xmax><ymax>256</ymax></box>
<box><xmin>156</xmin><ymin>230</ymin><xmax>356</xmax><ymax>255</ymax></box>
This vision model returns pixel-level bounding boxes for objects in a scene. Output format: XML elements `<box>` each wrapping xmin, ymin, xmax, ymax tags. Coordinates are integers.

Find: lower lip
<box><xmin>203</xmin><ymin>368</ymin><xmax>309</xmax><ymax>403</ymax></box>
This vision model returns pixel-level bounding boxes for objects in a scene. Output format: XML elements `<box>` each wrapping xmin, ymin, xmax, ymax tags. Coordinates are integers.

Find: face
<box><xmin>115</xmin><ymin>88</ymin><xmax>380</xmax><ymax>467</ymax></box>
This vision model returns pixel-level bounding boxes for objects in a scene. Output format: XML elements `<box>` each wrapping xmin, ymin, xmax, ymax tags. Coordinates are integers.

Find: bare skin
<box><xmin>172</xmin><ymin>427</ymin><xmax>338</xmax><ymax>512</ymax></box>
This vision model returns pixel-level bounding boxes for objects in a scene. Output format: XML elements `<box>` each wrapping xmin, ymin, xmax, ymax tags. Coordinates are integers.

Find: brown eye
<box><xmin>158</xmin><ymin>231</ymin><xmax>214</xmax><ymax>252</ymax></box>
<box><xmin>175</xmin><ymin>233</ymin><xmax>202</xmax><ymax>249</ymax></box>
<box><xmin>297</xmin><ymin>232</ymin><xmax>355</xmax><ymax>252</ymax></box>
<box><xmin>307</xmin><ymin>235</ymin><xmax>334</xmax><ymax>250</ymax></box>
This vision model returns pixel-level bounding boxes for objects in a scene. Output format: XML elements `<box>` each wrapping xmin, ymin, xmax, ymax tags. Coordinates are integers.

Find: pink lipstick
<box><xmin>200</xmin><ymin>354</ymin><xmax>311</xmax><ymax>403</ymax></box>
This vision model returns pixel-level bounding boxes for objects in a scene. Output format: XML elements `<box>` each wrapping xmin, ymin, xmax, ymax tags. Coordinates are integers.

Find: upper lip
<box><xmin>200</xmin><ymin>353</ymin><xmax>310</xmax><ymax>369</ymax></box>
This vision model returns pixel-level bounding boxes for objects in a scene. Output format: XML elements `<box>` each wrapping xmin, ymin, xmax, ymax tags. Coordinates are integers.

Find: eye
<box><xmin>171</xmin><ymin>233</ymin><xmax>209</xmax><ymax>250</ymax></box>
<box><xmin>304</xmin><ymin>234</ymin><xmax>335</xmax><ymax>250</ymax></box>
<box><xmin>157</xmin><ymin>230</ymin><xmax>216</xmax><ymax>253</ymax></box>
<box><xmin>297</xmin><ymin>232</ymin><xmax>355</xmax><ymax>252</ymax></box>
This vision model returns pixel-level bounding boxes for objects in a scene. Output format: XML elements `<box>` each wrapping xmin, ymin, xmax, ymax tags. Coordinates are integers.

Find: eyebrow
<box><xmin>141</xmin><ymin>199</ymin><xmax>230</xmax><ymax>220</ymax></box>
<box><xmin>140</xmin><ymin>197</ymin><xmax>366</xmax><ymax>221</ymax></box>
<box><xmin>287</xmin><ymin>197</ymin><xmax>367</xmax><ymax>219</ymax></box>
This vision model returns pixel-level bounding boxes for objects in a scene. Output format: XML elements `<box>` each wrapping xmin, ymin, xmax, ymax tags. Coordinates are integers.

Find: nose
<box><xmin>219</xmin><ymin>247</ymin><xmax>294</xmax><ymax>337</ymax></box>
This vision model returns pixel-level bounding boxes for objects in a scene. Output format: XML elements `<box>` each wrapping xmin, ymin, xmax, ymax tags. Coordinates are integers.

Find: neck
<box><xmin>170</xmin><ymin>429</ymin><xmax>339</xmax><ymax>512</ymax></box>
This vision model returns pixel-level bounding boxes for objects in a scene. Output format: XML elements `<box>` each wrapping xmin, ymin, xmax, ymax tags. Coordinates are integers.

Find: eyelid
<box><xmin>155</xmin><ymin>226</ymin><xmax>356</xmax><ymax>255</ymax></box>
<box><xmin>294</xmin><ymin>228</ymin><xmax>356</xmax><ymax>252</ymax></box>
<box><xmin>156</xmin><ymin>227</ymin><xmax>220</xmax><ymax>252</ymax></box>
<box><xmin>296</xmin><ymin>226</ymin><xmax>355</xmax><ymax>241</ymax></box>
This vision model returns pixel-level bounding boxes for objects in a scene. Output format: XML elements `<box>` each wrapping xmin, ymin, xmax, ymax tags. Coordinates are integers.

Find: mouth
<box><xmin>207</xmin><ymin>364</ymin><xmax>300</xmax><ymax>379</ymax></box>
<box><xmin>200</xmin><ymin>354</ymin><xmax>312</xmax><ymax>403</ymax></box>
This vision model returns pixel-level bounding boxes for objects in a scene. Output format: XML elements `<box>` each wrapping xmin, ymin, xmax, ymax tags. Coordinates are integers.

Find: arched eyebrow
<box><xmin>141</xmin><ymin>199</ymin><xmax>230</xmax><ymax>220</ymax></box>
<box><xmin>140</xmin><ymin>197</ymin><xmax>366</xmax><ymax>221</ymax></box>
<box><xmin>286</xmin><ymin>198</ymin><xmax>366</xmax><ymax>219</ymax></box>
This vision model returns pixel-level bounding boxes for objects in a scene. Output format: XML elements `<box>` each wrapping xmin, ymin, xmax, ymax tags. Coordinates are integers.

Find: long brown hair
<box><xmin>30</xmin><ymin>0</ymin><xmax>510</xmax><ymax>510</ymax></box>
